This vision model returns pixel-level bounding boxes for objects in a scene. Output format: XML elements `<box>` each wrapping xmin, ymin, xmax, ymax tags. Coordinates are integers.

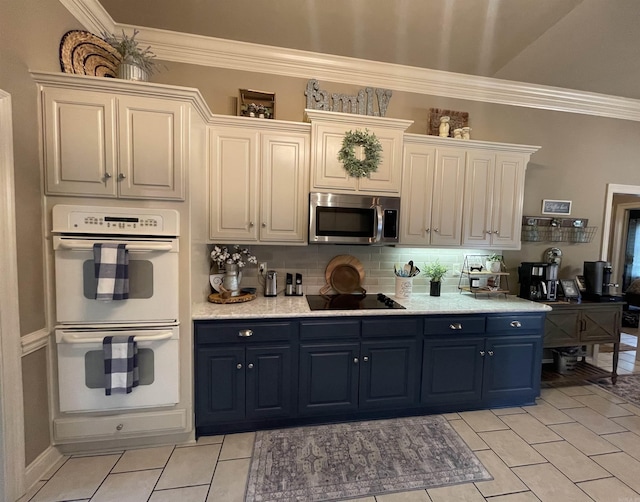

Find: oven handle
<box><xmin>59</xmin><ymin>331</ymin><xmax>174</xmax><ymax>344</ymax></box>
<box><xmin>57</xmin><ymin>240</ymin><xmax>174</xmax><ymax>252</ymax></box>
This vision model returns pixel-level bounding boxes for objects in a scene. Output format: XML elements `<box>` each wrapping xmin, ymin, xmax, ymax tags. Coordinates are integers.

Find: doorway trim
<box><xmin>0</xmin><ymin>89</ymin><xmax>26</xmax><ymax>500</ymax></box>
<box><xmin>601</xmin><ymin>184</ymin><xmax>640</xmax><ymax>260</ymax></box>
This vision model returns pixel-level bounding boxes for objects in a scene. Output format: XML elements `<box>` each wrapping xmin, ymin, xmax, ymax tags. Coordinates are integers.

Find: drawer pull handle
<box><xmin>116</xmin><ymin>423</ymin><xmax>123</xmax><ymax>431</ymax></box>
<box><xmin>236</xmin><ymin>363</ymin><xmax>242</xmax><ymax>370</ymax></box>
<box><xmin>480</xmin><ymin>350</ymin><xmax>485</xmax><ymax>356</ymax></box>
<box><xmin>353</xmin><ymin>357</ymin><xmax>359</xmax><ymax>364</ymax></box>
<box><xmin>510</xmin><ymin>321</ymin><xmax>522</xmax><ymax>328</ymax></box>
<box><xmin>449</xmin><ymin>323</ymin><xmax>463</xmax><ymax>330</ymax></box>
<box><xmin>248</xmin><ymin>363</ymin><xmax>254</xmax><ymax>369</ymax></box>
<box><xmin>363</xmin><ymin>356</ymin><xmax>369</xmax><ymax>362</ymax></box>
<box><xmin>488</xmin><ymin>350</ymin><xmax>494</xmax><ymax>356</ymax></box>
<box><xmin>238</xmin><ymin>329</ymin><xmax>253</xmax><ymax>337</ymax></box>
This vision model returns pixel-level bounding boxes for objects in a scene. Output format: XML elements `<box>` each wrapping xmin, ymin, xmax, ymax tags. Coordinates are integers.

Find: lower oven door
<box><xmin>55</xmin><ymin>326</ymin><xmax>180</xmax><ymax>413</ymax></box>
<box><xmin>53</xmin><ymin>236</ymin><xmax>179</xmax><ymax>324</ymax></box>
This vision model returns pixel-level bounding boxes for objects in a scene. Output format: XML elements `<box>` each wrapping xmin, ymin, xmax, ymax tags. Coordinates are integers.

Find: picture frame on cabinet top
<box><xmin>428</xmin><ymin>108</ymin><xmax>468</xmax><ymax>137</ymax></box>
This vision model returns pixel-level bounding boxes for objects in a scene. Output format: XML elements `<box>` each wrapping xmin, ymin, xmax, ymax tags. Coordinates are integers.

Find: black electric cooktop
<box><xmin>305</xmin><ymin>293</ymin><xmax>406</xmax><ymax>311</ymax></box>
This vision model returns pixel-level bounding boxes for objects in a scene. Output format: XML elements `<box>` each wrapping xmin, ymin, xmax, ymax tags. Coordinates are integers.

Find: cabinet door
<box><xmin>544</xmin><ymin>310</ymin><xmax>581</xmax><ymax>346</ymax></box>
<box><xmin>195</xmin><ymin>347</ymin><xmax>245</xmax><ymax>425</ymax></box>
<box><xmin>490</xmin><ymin>154</ymin><xmax>525</xmax><ymax>249</ymax></box>
<box><xmin>581</xmin><ymin>307</ymin><xmax>621</xmax><ymax>343</ymax></box>
<box><xmin>118</xmin><ymin>96</ymin><xmax>185</xmax><ymax>200</ymax></box>
<box><xmin>260</xmin><ymin>133</ymin><xmax>309</xmax><ymax>243</ymax></box>
<box><xmin>311</xmin><ymin>124</ymin><xmax>402</xmax><ymax>194</ymax></box>
<box><xmin>400</xmin><ymin>143</ymin><xmax>435</xmax><ymax>245</ymax></box>
<box><xmin>298</xmin><ymin>342</ymin><xmax>360</xmax><ymax>415</ymax></box>
<box><xmin>462</xmin><ymin>151</ymin><xmax>495</xmax><ymax>248</ymax></box>
<box><xmin>360</xmin><ymin>339</ymin><xmax>418</xmax><ymax>409</ymax></box>
<box><xmin>43</xmin><ymin>88</ymin><xmax>117</xmax><ymax>197</ymax></box>
<box><xmin>246</xmin><ymin>345</ymin><xmax>293</xmax><ymax>420</ymax></box>
<box><xmin>483</xmin><ymin>335</ymin><xmax>542</xmax><ymax>405</ymax></box>
<box><xmin>421</xmin><ymin>337</ymin><xmax>484</xmax><ymax>406</ymax></box>
<box><xmin>209</xmin><ymin>128</ymin><xmax>260</xmax><ymax>241</ymax></box>
<box><xmin>430</xmin><ymin>148</ymin><xmax>465</xmax><ymax>246</ymax></box>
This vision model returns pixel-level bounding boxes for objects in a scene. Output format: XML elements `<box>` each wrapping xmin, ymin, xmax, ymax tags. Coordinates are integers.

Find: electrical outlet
<box><xmin>259</xmin><ymin>262</ymin><xmax>267</xmax><ymax>274</ymax></box>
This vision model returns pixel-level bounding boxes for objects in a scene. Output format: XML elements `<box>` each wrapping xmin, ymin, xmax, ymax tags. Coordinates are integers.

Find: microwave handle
<box><xmin>374</xmin><ymin>204</ymin><xmax>384</xmax><ymax>242</ymax></box>
<box><xmin>59</xmin><ymin>330</ymin><xmax>174</xmax><ymax>344</ymax></box>
<box><xmin>57</xmin><ymin>240</ymin><xmax>174</xmax><ymax>252</ymax></box>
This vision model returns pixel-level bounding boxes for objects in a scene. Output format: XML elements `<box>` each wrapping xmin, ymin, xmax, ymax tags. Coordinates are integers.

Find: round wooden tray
<box><xmin>208</xmin><ymin>292</ymin><xmax>257</xmax><ymax>304</ymax></box>
<box><xmin>320</xmin><ymin>255</ymin><xmax>366</xmax><ymax>294</ymax></box>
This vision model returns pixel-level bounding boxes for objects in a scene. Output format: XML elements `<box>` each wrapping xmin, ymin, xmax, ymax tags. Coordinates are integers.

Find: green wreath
<box><xmin>338</xmin><ymin>129</ymin><xmax>382</xmax><ymax>178</ymax></box>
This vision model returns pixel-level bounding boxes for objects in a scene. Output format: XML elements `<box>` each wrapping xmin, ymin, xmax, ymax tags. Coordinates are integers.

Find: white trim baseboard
<box><xmin>61</xmin><ymin>0</ymin><xmax>640</xmax><ymax>123</ymax></box>
<box><xmin>24</xmin><ymin>445</ymin><xmax>65</xmax><ymax>491</ymax></box>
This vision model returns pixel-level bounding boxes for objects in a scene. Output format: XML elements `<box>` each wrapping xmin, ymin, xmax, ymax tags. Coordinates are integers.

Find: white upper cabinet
<box><xmin>462</xmin><ymin>148</ymin><xmax>536</xmax><ymax>250</ymax></box>
<box><xmin>400</xmin><ymin>139</ymin><xmax>465</xmax><ymax>246</ymax></box>
<box><xmin>306</xmin><ymin>109</ymin><xmax>412</xmax><ymax>195</ymax></box>
<box><xmin>209</xmin><ymin>118</ymin><xmax>310</xmax><ymax>245</ymax></box>
<box><xmin>401</xmin><ymin>134</ymin><xmax>539</xmax><ymax>249</ymax></box>
<box><xmin>35</xmin><ymin>73</ymin><xmax>198</xmax><ymax>201</ymax></box>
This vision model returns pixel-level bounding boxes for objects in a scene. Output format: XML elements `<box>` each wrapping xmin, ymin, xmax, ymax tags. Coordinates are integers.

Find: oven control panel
<box><xmin>52</xmin><ymin>205</ymin><xmax>180</xmax><ymax>236</ymax></box>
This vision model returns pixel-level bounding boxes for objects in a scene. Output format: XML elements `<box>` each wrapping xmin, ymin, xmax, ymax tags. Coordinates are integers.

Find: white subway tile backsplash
<box><xmin>206</xmin><ymin>244</ymin><xmax>495</xmax><ymax>295</ymax></box>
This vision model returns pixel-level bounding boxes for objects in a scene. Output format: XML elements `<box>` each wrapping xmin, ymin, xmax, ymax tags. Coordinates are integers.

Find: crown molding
<box><xmin>64</xmin><ymin>1</ymin><xmax>640</xmax><ymax>122</ymax></box>
<box><xmin>305</xmin><ymin>109</ymin><xmax>413</xmax><ymax>131</ymax></box>
<box><xmin>59</xmin><ymin>0</ymin><xmax>115</xmax><ymax>35</ymax></box>
<box><xmin>404</xmin><ymin>133</ymin><xmax>540</xmax><ymax>155</ymax></box>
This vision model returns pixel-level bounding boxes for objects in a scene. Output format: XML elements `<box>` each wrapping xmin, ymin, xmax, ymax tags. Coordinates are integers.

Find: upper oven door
<box><xmin>53</xmin><ymin>236</ymin><xmax>179</xmax><ymax>324</ymax></box>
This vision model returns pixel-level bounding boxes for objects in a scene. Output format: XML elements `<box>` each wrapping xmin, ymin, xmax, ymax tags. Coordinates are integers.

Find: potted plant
<box><xmin>423</xmin><ymin>259</ymin><xmax>448</xmax><ymax>297</ymax></box>
<box><xmin>486</xmin><ymin>254</ymin><xmax>503</xmax><ymax>273</ymax></box>
<box><xmin>102</xmin><ymin>29</ymin><xmax>161</xmax><ymax>81</ymax></box>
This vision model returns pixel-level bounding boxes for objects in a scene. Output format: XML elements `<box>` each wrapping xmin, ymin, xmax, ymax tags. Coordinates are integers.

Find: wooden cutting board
<box><xmin>322</xmin><ymin>255</ymin><xmax>366</xmax><ymax>294</ymax></box>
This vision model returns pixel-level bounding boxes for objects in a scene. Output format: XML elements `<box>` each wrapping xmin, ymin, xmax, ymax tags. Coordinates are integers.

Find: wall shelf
<box><xmin>521</xmin><ymin>216</ymin><xmax>596</xmax><ymax>243</ymax></box>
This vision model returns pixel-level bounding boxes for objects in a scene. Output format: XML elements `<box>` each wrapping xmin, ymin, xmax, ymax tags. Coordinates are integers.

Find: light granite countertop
<box><xmin>192</xmin><ymin>293</ymin><xmax>551</xmax><ymax>320</ymax></box>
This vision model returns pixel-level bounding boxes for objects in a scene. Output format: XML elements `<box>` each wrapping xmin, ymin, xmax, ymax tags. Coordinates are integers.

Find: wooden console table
<box><xmin>541</xmin><ymin>301</ymin><xmax>622</xmax><ymax>385</ymax></box>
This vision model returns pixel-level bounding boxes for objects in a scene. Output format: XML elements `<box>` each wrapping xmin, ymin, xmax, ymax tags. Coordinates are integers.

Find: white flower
<box><xmin>210</xmin><ymin>245</ymin><xmax>257</xmax><ymax>268</ymax></box>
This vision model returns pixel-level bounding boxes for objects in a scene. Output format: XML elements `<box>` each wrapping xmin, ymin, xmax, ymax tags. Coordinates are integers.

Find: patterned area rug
<box><xmin>245</xmin><ymin>415</ymin><xmax>492</xmax><ymax>502</ymax></box>
<box><xmin>592</xmin><ymin>374</ymin><xmax>640</xmax><ymax>407</ymax></box>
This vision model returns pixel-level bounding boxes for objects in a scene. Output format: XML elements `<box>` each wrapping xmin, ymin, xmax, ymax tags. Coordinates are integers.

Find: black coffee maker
<box><xmin>583</xmin><ymin>261</ymin><xmax>623</xmax><ymax>302</ymax></box>
<box><xmin>518</xmin><ymin>262</ymin><xmax>558</xmax><ymax>301</ymax></box>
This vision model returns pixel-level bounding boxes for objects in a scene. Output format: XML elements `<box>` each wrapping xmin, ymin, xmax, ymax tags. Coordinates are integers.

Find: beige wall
<box><xmin>155</xmin><ymin>61</ymin><xmax>640</xmax><ymax>282</ymax></box>
<box><xmin>1</xmin><ymin>0</ymin><xmax>84</xmax><ymax>468</ymax></box>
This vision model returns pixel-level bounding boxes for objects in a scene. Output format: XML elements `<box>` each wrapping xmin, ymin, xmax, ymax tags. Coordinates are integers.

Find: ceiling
<box><xmin>98</xmin><ymin>0</ymin><xmax>640</xmax><ymax>100</ymax></box>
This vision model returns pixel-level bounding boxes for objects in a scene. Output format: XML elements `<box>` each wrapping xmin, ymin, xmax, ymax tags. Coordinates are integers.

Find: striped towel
<box><xmin>103</xmin><ymin>335</ymin><xmax>139</xmax><ymax>395</ymax></box>
<box><xmin>93</xmin><ymin>243</ymin><xmax>129</xmax><ymax>300</ymax></box>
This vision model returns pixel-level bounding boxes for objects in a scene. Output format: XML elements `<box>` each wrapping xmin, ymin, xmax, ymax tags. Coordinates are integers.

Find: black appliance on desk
<box><xmin>518</xmin><ymin>262</ymin><xmax>559</xmax><ymax>301</ymax></box>
<box><xmin>583</xmin><ymin>261</ymin><xmax>624</xmax><ymax>302</ymax></box>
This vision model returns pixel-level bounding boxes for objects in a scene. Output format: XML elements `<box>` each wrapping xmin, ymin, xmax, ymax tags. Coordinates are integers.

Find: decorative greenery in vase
<box><xmin>102</xmin><ymin>29</ymin><xmax>162</xmax><ymax>77</ymax></box>
<box><xmin>423</xmin><ymin>260</ymin><xmax>448</xmax><ymax>282</ymax></box>
<box><xmin>486</xmin><ymin>254</ymin><xmax>503</xmax><ymax>272</ymax></box>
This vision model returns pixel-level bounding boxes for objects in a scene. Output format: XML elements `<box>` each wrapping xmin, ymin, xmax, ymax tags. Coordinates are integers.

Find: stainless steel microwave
<box><xmin>309</xmin><ymin>192</ymin><xmax>400</xmax><ymax>245</ymax></box>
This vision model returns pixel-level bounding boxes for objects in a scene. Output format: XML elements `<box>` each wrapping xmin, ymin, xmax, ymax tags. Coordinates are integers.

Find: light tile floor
<box><xmin>19</xmin><ymin>332</ymin><xmax>640</xmax><ymax>502</ymax></box>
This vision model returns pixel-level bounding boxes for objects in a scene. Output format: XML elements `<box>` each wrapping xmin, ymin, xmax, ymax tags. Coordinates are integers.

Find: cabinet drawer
<box><xmin>300</xmin><ymin>320</ymin><xmax>360</xmax><ymax>340</ymax></box>
<box><xmin>362</xmin><ymin>317</ymin><xmax>420</xmax><ymax>337</ymax></box>
<box><xmin>195</xmin><ymin>321</ymin><xmax>294</xmax><ymax>344</ymax></box>
<box><xmin>424</xmin><ymin>316</ymin><xmax>485</xmax><ymax>335</ymax></box>
<box><xmin>486</xmin><ymin>314</ymin><xmax>545</xmax><ymax>333</ymax></box>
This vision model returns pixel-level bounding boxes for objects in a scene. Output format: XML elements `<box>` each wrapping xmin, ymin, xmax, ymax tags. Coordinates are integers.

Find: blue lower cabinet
<box><xmin>298</xmin><ymin>339</ymin><xmax>419</xmax><ymax>415</ymax></box>
<box><xmin>421</xmin><ymin>337</ymin><xmax>485</xmax><ymax>406</ymax></box>
<box><xmin>421</xmin><ymin>334</ymin><xmax>542</xmax><ymax>409</ymax></box>
<box><xmin>298</xmin><ymin>342</ymin><xmax>360</xmax><ymax>414</ymax></box>
<box><xmin>195</xmin><ymin>344</ymin><xmax>293</xmax><ymax>426</ymax></box>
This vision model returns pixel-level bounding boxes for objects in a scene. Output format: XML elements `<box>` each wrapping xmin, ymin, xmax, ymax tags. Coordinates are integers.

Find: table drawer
<box><xmin>424</xmin><ymin>316</ymin><xmax>485</xmax><ymax>335</ymax></box>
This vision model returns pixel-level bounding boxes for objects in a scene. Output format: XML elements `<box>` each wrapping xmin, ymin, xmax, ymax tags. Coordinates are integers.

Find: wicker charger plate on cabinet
<box><xmin>59</xmin><ymin>30</ymin><xmax>122</xmax><ymax>78</ymax></box>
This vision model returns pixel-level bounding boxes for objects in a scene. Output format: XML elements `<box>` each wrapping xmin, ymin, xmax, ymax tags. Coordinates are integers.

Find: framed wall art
<box><xmin>542</xmin><ymin>199</ymin><xmax>572</xmax><ymax>215</ymax></box>
<box><xmin>428</xmin><ymin>108</ymin><xmax>468</xmax><ymax>137</ymax></box>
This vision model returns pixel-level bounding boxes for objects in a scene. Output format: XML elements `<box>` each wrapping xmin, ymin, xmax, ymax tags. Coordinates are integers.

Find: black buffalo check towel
<box><xmin>103</xmin><ymin>335</ymin><xmax>139</xmax><ymax>395</ymax></box>
<box><xmin>93</xmin><ymin>243</ymin><xmax>129</xmax><ymax>300</ymax></box>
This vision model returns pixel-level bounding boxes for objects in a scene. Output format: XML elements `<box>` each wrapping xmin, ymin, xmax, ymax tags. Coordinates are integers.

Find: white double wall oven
<box><xmin>52</xmin><ymin>205</ymin><xmax>181</xmax><ymax>413</ymax></box>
